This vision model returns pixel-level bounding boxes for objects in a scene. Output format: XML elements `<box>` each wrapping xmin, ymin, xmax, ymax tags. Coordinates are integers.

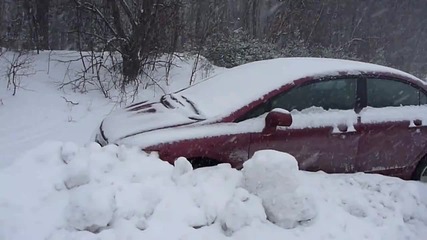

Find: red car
<box><xmin>95</xmin><ymin>58</ymin><xmax>427</xmax><ymax>182</ymax></box>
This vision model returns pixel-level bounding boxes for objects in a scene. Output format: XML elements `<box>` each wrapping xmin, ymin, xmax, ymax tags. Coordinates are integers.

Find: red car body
<box><xmin>96</xmin><ymin>58</ymin><xmax>427</xmax><ymax>180</ymax></box>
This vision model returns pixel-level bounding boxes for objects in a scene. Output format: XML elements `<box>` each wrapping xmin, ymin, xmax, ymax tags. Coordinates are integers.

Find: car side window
<box><xmin>235</xmin><ymin>78</ymin><xmax>357</xmax><ymax>122</ymax></box>
<box><xmin>239</xmin><ymin>101</ymin><xmax>270</xmax><ymax>120</ymax></box>
<box><xmin>422</xmin><ymin>91</ymin><xmax>427</xmax><ymax>105</ymax></box>
<box><xmin>367</xmin><ymin>79</ymin><xmax>421</xmax><ymax>107</ymax></box>
<box><xmin>271</xmin><ymin>79</ymin><xmax>357</xmax><ymax>111</ymax></box>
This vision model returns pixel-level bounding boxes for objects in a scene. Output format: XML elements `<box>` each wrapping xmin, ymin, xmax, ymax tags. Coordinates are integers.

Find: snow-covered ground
<box><xmin>0</xmin><ymin>51</ymin><xmax>427</xmax><ymax>240</ymax></box>
<box><xmin>0</xmin><ymin>51</ymin><xmax>218</xmax><ymax>167</ymax></box>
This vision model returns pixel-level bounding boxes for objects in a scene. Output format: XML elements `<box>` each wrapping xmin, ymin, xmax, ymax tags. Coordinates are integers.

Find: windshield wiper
<box><xmin>169</xmin><ymin>94</ymin><xmax>184</xmax><ymax>106</ymax></box>
<box><xmin>160</xmin><ymin>95</ymin><xmax>174</xmax><ymax>109</ymax></box>
<box><xmin>161</xmin><ymin>94</ymin><xmax>205</xmax><ymax>120</ymax></box>
<box><xmin>160</xmin><ymin>94</ymin><xmax>185</xmax><ymax>109</ymax></box>
<box><xmin>181</xmin><ymin>95</ymin><xmax>203</xmax><ymax>117</ymax></box>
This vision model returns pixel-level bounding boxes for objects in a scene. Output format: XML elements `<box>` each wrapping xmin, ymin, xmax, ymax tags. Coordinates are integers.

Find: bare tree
<box><xmin>58</xmin><ymin>50</ymin><xmax>118</xmax><ymax>98</ymax></box>
<box><xmin>73</xmin><ymin>0</ymin><xmax>183</xmax><ymax>89</ymax></box>
<box><xmin>3</xmin><ymin>51</ymin><xmax>35</xmax><ymax>96</ymax></box>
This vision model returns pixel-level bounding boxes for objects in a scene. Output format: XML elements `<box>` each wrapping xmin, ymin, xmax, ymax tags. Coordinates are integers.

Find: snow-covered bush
<box><xmin>202</xmin><ymin>31</ymin><xmax>287</xmax><ymax>68</ymax></box>
<box><xmin>242</xmin><ymin>150</ymin><xmax>317</xmax><ymax>229</ymax></box>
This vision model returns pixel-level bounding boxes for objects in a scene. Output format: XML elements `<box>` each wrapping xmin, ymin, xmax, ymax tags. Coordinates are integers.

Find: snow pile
<box><xmin>243</xmin><ymin>150</ymin><xmax>316</xmax><ymax>229</ymax></box>
<box><xmin>1</xmin><ymin>144</ymin><xmax>427</xmax><ymax>240</ymax></box>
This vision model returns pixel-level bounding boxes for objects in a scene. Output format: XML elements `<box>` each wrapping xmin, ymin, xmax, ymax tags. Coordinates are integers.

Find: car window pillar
<box><xmin>355</xmin><ymin>77</ymin><xmax>367</xmax><ymax>113</ymax></box>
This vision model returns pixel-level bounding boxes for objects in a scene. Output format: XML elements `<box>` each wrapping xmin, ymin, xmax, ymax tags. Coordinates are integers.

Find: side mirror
<box><xmin>263</xmin><ymin>108</ymin><xmax>292</xmax><ymax>134</ymax></box>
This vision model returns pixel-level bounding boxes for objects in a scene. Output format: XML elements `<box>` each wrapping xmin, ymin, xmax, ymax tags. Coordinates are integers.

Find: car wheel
<box><xmin>413</xmin><ymin>156</ymin><xmax>427</xmax><ymax>183</ymax></box>
<box><xmin>188</xmin><ymin>158</ymin><xmax>221</xmax><ymax>169</ymax></box>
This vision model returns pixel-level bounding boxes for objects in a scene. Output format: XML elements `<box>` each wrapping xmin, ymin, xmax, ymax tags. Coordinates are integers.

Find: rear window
<box><xmin>367</xmin><ymin>79</ymin><xmax>421</xmax><ymax>107</ymax></box>
<box><xmin>421</xmin><ymin>91</ymin><xmax>427</xmax><ymax>105</ymax></box>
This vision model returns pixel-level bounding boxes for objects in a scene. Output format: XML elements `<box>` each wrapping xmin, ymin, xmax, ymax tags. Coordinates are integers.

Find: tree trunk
<box><xmin>36</xmin><ymin>0</ymin><xmax>50</xmax><ymax>50</ymax></box>
<box><xmin>122</xmin><ymin>50</ymin><xmax>140</xmax><ymax>86</ymax></box>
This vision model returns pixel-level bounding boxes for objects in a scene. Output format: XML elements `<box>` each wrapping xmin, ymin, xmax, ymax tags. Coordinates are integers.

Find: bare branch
<box><xmin>117</xmin><ymin>0</ymin><xmax>138</xmax><ymax>29</ymax></box>
<box><xmin>73</xmin><ymin>0</ymin><xmax>120</xmax><ymax>37</ymax></box>
<box><xmin>3</xmin><ymin>51</ymin><xmax>35</xmax><ymax>96</ymax></box>
<box><xmin>62</xmin><ymin>96</ymin><xmax>79</xmax><ymax>105</ymax></box>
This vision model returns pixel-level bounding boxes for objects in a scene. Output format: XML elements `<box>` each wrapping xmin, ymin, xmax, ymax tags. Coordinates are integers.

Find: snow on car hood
<box><xmin>101</xmin><ymin>94</ymin><xmax>206</xmax><ymax>142</ymax></box>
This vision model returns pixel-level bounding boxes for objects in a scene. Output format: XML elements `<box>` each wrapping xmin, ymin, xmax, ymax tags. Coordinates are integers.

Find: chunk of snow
<box><xmin>242</xmin><ymin>150</ymin><xmax>317</xmax><ymax>229</ymax></box>
<box><xmin>63</xmin><ymin>151</ymin><xmax>90</xmax><ymax>189</ymax></box>
<box><xmin>60</xmin><ymin>142</ymin><xmax>79</xmax><ymax>164</ymax></box>
<box><xmin>66</xmin><ymin>185</ymin><xmax>115</xmax><ymax>232</ymax></box>
<box><xmin>171</xmin><ymin>157</ymin><xmax>193</xmax><ymax>182</ymax></box>
<box><xmin>114</xmin><ymin>184</ymin><xmax>160</xmax><ymax>221</ymax></box>
<box><xmin>271</xmin><ymin>108</ymin><xmax>290</xmax><ymax>114</ymax></box>
<box><xmin>219</xmin><ymin>188</ymin><xmax>266</xmax><ymax>236</ymax></box>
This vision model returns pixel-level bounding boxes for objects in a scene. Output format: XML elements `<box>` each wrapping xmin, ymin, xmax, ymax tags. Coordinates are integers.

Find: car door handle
<box><xmin>409</xmin><ymin>119</ymin><xmax>423</xmax><ymax>128</ymax></box>
<box><xmin>414</xmin><ymin>119</ymin><xmax>422</xmax><ymax>126</ymax></box>
<box><xmin>332</xmin><ymin>123</ymin><xmax>357</xmax><ymax>134</ymax></box>
<box><xmin>337</xmin><ymin>123</ymin><xmax>348</xmax><ymax>132</ymax></box>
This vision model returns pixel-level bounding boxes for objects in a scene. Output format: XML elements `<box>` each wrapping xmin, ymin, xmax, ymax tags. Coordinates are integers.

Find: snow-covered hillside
<box><xmin>1</xmin><ymin>51</ymin><xmax>427</xmax><ymax>240</ymax></box>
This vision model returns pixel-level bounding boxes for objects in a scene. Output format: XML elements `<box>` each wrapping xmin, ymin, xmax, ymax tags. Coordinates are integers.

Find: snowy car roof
<box><xmin>178</xmin><ymin>57</ymin><xmax>424</xmax><ymax>119</ymax></box>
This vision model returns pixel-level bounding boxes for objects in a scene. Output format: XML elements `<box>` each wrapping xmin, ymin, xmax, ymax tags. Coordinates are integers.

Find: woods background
<box><xmin>1</xmin><ymin>0</ymin><xmax>427</xmax><ymax>90</ymax></box>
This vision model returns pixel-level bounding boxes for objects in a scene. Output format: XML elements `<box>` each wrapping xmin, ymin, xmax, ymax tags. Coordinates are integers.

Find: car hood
<box><xmin>101</xmin><ymin>96</ymin><xmax>206</xmax><ymax>143</ymax></box>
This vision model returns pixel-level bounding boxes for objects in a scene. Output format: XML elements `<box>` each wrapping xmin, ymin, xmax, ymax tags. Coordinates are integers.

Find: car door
<box><xmin>356</xmin><ymin>77</ymin><xmax>427</xmax><ymax>178</ymax></box>
<box><xmin>248</xmin><ymin>77</ymin><xmax>360</xmax><ymax>173</ymax></box>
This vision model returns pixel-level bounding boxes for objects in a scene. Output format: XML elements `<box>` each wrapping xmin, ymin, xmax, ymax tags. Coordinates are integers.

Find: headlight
<box><xmin>144</xmin><ymin>150</ymin><xmax>160</xmax><ymax>158</ymax></box>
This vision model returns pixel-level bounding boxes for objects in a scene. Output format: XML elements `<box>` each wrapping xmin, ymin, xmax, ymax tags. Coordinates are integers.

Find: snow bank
<box><xmin>1</xmin><ymin>143</ymin><xmax>427</xmax><ymax>240</ymax></box>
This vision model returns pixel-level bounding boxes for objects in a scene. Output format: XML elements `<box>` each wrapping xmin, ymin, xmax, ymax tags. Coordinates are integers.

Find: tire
<box><xmin>413</xmin><ymin>156</ymin><xmax>427</xmax><ymax>183</ymax></box>
<box><xmin>188</xmin><ymin>158</ymin><xmax>221</xmax><ymax>169</ymax></box>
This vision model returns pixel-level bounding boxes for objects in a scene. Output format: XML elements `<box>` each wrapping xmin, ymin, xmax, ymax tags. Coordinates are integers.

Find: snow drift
<box><xmin>1</xmin><ymin>143</ymin><xmax>427</xmax><ymax>240</ymax></box>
